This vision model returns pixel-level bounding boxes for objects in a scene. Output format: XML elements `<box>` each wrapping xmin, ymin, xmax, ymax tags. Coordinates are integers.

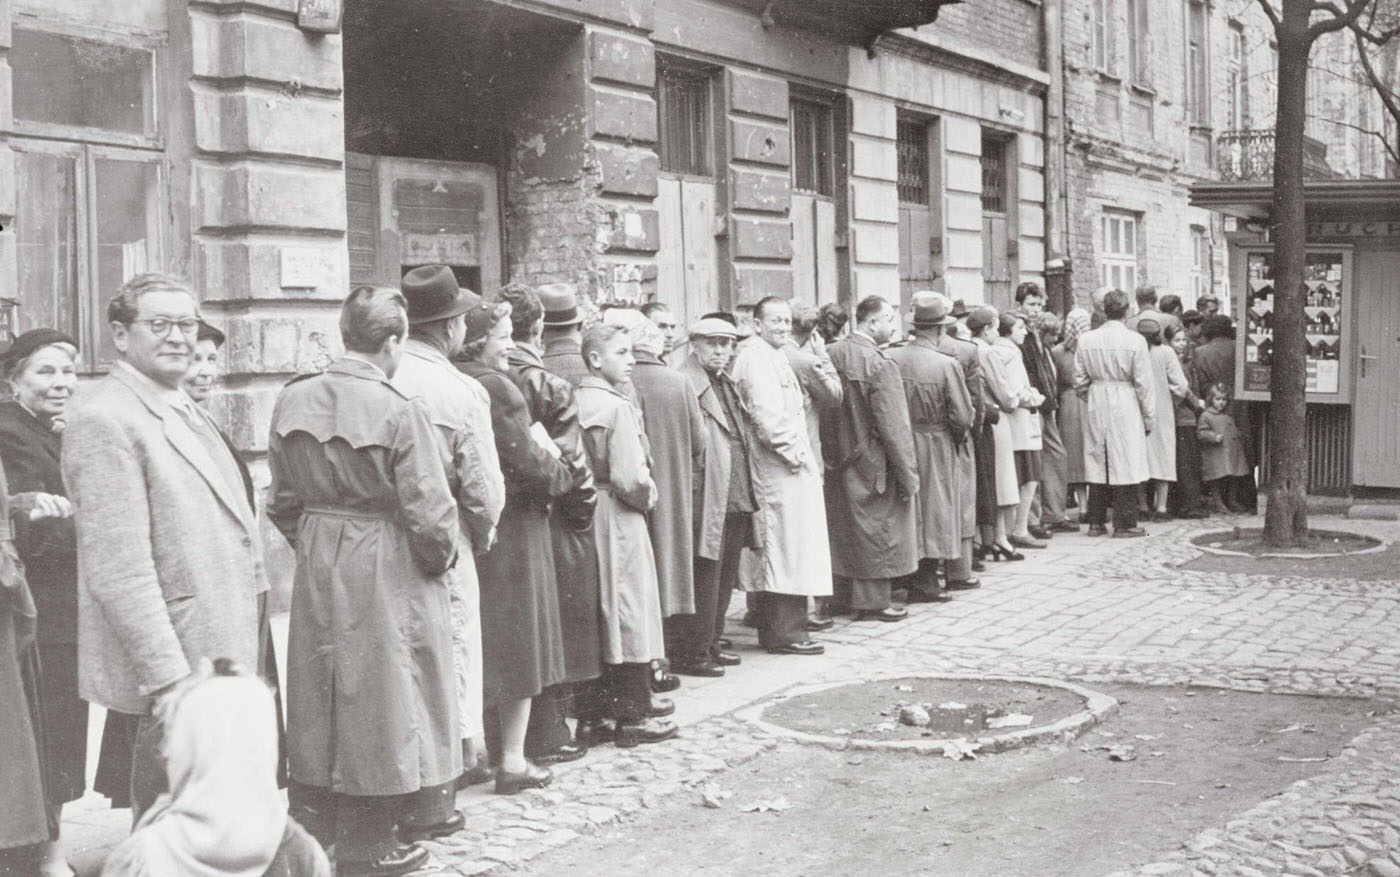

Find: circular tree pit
<box><xmin>737</xmin><ymin>675</ymin><xmax>1117</xmax><ymax>757</ymax></box>
<box><xmin>1191</xmin><ymin>527</ymin><xmax>1383</xmax><ymax>559</ymax></box>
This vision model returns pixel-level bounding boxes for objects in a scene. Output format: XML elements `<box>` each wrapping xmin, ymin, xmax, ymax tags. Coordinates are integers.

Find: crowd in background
<box><xmin>0</xmin><ymin>268</ymin><xmax>1254</xmax><ymax>876</ymax></box>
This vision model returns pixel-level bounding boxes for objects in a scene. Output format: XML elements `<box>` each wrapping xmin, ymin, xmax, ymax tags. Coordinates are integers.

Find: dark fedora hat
<box><xmin>402</xmin><ymin>265</ymin><xmax>476</xmax><ymax>325</ymax></box>
<box><xmin>950</xmin><ymin>298</ymin><xmax>970</xmax><ymax>318</ymax></box>
<box><xmin>537</xmin><ymin>283</ymin><xmax>583</xmax><ymax>327</ymax></box>
<box><xmin>910</xmin><ymin>291</ymin><xmax>956</xmax><ymax>327</ymax></box>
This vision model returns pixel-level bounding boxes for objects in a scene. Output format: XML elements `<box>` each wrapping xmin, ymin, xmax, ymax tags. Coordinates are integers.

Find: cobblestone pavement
<box><xmin>63</xmin><ymin>514</ymin><xmax>1400</xmax><ymax>875</ymax></box>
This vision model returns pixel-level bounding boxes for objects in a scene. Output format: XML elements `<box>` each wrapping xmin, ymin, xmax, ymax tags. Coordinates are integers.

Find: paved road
<box><xmin>65</xmin><ymin>514</ymin><xmax>1400</xmax><ymax>876</ymax></box>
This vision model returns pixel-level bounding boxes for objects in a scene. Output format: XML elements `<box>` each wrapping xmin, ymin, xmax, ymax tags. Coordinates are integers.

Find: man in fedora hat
<box><xmin>391</xmin><ymin>265</ymin><xmax>506</xmax><ymax>793</ymax></box>
<box><xmin>890</xmin><ymin>293</ymin><xmax>977</xmax><ymax>600</ymax></box>
<box><xmin>928</xmin><ymin>293</ymin><xmax>987</xmax><ymax>584</ymax></box>
<box><xmin>538</xmin><ymin>283</ymin><xmax>589</xmax><ymax>386</ymax></box>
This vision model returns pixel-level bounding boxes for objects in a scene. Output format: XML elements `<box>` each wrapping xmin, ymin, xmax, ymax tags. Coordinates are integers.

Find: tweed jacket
<box><xmin>62</xmin><ymin>363</ymin><xmax>268</xmax><ymax>714</ymax></box>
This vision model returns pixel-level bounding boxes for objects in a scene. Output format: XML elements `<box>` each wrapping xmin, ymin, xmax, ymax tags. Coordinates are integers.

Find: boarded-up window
<box><xmin>657</xmin><ymin>66</ymin><xmax>712</xmax><ymax>176</ymax></box>
<box><xmin>980</xmin><ymin>134</ymin><xmax>1008</xmax><ymax>213</ymax></box>
<box><xmin>791</xmin><ymin>98</ymin><xmax>834</xmax><ymax>196</ymax></box>
<box><xmin>897</xmin><ymin>119</ymin><xmax>929</xmax><ymax>205</ymax></box>
<box><xmin>12</xmin><ymin>28</ymin><xmax>155</xmax><ymax>139</ymax></box>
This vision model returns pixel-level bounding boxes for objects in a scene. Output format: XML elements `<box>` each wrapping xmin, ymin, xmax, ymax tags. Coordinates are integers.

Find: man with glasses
<box><xmin>62</xmin><ymin>273</ymin><xmax>269</xmax><ymax>822</ymax></box>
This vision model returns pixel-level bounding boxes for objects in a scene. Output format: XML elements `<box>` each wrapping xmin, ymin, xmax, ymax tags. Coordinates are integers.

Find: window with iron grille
<box><xmin>980</xmin><ymin>134</ymin><xmax>1008</xmax><ymax>213</ymax></box>
<box><xmin>791</xmin><ymin>98</ymin><xmax>834</xmax><ymax>196</ymax></box>
<box><xmin>896</xmin><ymin>119</ymin><xmax>929</xmax><ymax>205</ymax></box>
<box><xmin>657</xmin><ymin>65</ymin><xmax>712</xmax><ymax>176</ymax></box>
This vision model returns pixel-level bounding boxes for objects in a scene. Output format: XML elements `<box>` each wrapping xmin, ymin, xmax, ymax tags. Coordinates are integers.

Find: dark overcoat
<box><xmin>508</xmin><ymin>344</ymin><xmax>602</xmax><ymax>684</ymax></box>
<box><xmin>459</xmin><ymin>361</ymin><xmax>575</xmax><ymax>705</ymax></box>
<box><xmin>267</xmin><ymin>357</ymin><xmax>460</xmax><ymax>796</ymax></box>
<box><xmin>821</xmin><ymin>333</ymin><xmax>919</xmax><ymax>580</ymax></box>
<box><xmin>629</xmin><ymin>352</ymin><xmax>704</xmax><ymax>617</ymax></box>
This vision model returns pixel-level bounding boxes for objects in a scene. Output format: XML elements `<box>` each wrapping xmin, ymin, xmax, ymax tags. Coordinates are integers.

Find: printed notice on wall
<box><xmin>1242</xmin><ymin>251</ymin><xmax>1344</xmax><ymax>396</ymax></box>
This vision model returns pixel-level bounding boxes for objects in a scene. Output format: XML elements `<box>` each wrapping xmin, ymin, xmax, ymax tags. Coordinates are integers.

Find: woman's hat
<box><xmin>402</xmin><ymin>265</ymin><xmax>476</xmax><ymax>325</ymax></box>
<box><xmin>1</xmin><ymin>328</ymin><xmax>78</xmax><ymax>375</ymax></box>
<box><xmin>461</xmin><ymin>292</ymin><xmax>497</xmax><ymax>343</ymax></box>
<box><xmin>950</xmin><ymin>299</ymin><xmax>970</xmax><ymax>318</ymax></box>
<box><xmin>1137</xmin><ymin>317</ymin><xmax>1161</xmax><ymax>337</ymax></box>
<box><xmin>965</xmin><ymin>307</ymin><xmax>996</xmax><ymax>333</ymax></box>
<box><xmin>537</xmin><ymin>283</ymin><xmax>583</xmax><ymax>327</ymax></box>
<box><xmin>196</xmin><ymin>319</ymin><xmax>226</xmax><ymax>346</ymax></box>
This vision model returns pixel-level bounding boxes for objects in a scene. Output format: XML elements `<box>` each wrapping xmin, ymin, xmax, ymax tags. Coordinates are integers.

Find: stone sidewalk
<box><xmin>64</xmin><ymin>514</ymin><xmax>1400</xmax><ymax>875</ymax></box>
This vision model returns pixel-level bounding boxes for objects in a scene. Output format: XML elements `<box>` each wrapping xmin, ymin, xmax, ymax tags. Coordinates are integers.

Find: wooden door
<box><xmin>982</xmin><ymin>212</ymin><xmax>1013</xmax><ymax>311</ymax></box>
<box><xmin>1352</xmin><ymin>248</ymin><xmax>1400</xmax><ymax>486</ymax></box>
<box><xmin>792</xmin><ymin>193</ymin><xmax>838</xmax><ymax>307</ymax></box>
<box><xmin>899</xmin><ymin>202</ymin><xmax>934</xmax><ymax>310</ymax></box>
<box><xmin>656</xmin><ymin>174</ymin><xmax>718</xmax><ymax>327</ymax></box>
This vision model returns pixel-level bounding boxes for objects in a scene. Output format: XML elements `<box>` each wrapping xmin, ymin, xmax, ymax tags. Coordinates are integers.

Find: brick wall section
<box><xmin>505</xmin><ymin>172</ymin><xmax>607</xmax><ymax>297</ymax></box>
<box><xmin>0</xmin><ymin>0</ymin><xmax>13</xmax><ymax>305</ymax></box>
<box><xmin>586</xmin><ymin>26</ymin><xmax>660</xmax><ymax>304</ymax></box>
<box><xmin>930</xmin><ymin>0</ymin><xmax>1043</xmax><ymax>72</ymax></box>
<box><xmin>726</xmin><ymin>68</ymin><xmax>793</xmax><ymax>304</ymax></box>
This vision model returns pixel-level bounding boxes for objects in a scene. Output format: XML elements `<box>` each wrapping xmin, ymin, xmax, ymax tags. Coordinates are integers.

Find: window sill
<box><xmin>1189</xmin><ymin>125</ymin><xmax>1214</xmax><ymax>136</ymax></box>
<box><xmin>1129</xmin><ymin>83</ymin><xmax>1156</xmax><ymax>98</ymax></box>
<box><xmin>1095</xmin><ymin>70</ymin><xmax>1122</xmax><ymax>85</ymax></box>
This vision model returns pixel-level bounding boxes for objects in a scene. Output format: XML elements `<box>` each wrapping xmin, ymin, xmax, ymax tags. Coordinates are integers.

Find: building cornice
<box><xmin>875</xmin><ymin>30</ymin><xmax>1050</xmax><ymax>92</ymax></box>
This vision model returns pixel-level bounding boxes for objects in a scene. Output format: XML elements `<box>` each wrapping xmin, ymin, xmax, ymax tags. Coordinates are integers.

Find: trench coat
<box><xmin>0</xmin><ymin>400</ymin><xmax>87</xmax><ymax>805</ymax></box>
<box><xmin>1145</xmin><ymin>344</ymin><xmax>1194</xmax><ymax>482</ymax></box>
<box><xmin>679</xmin><ymin>354</ymin><xmax>743</xmax><ymax>561</ymax></box>
<box><xmin>1073</xmin><ymin>321</ymin><xmax>1156</xmax><ymax>486</ymax></box>
<box><xmin>392</xmin><ymin>339</ymin><xmax>505</xmax><ymax>741</ymax></box>
<box><xmin>784</xmin><ymin>340</ymin><xmax>842</xmax><ymax>470</ymax></box>
<box><xmin>267</xmin><ymin>357</ymin><xmax>460</xmax><ymax>796</ymax></box>
<box><xmin>934</xmin><ymin>333</ymin><xmax>982</xmax><ymax>538</ymax></box>
<box><xmin>458</xmin><ymin>361</ymin><xmax>575</xmax><ymax>705</ymax></box>
<box><xmin>0</xmin><ymin>461</ymin><xmax>47</xmax><ymax>850</ymax></box>
<box><xmin>822</xmin><ymin>333</ymin><xmax>919</xmax><ymax>581</ymax></box>
<box><xmin>576</xmin><ymin>377</ymin><xmax>666</xmax><ymax>664</ymax></box>
<box><xmin>730</xmin><ymin>338</ymin><xmax>832</xmax><ymax>597</ymax></box>
<box><xmin>890</xmin><ymin>337</ymin><xmax>975</xmax><ymax>559</ymax></box>
<box><xmin>977</xmin><ymin>338</ymin><xmax>1021</xmax><ymax>505</ymax></box>
<box><xmin>508</xmin><ymin>344</ymin><xmax>602</xmax><ymax>685</ymax></box>
<box><xmin>1052</xmin><ymin>345</ymin><xmax>1087</xmax><ymax>485</ymax></box>
<box><xmin>629</xmin><ymin>351</ymin><xmax>703</xmax><ymax>618</ymax></box>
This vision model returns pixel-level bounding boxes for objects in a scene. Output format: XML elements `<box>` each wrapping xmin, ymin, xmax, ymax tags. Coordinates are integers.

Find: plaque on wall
<box><xmin>1234</xmin><ymin>246</ymin><xmax>1351</xmax><ymax>403</ymax></box>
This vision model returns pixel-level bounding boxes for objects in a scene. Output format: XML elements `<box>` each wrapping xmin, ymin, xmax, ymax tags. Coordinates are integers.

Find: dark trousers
<box><xmin>1170</xmin><ymin>425</ymin><xmax>1205</xmax><ymax>515</ymax></box>
<box><xmin>129</xmin><ymin>713</ymin><xmax>168</xmax><ymax>826</ymax></box>
<box><xmin>1085</xmin><ymin>483</ymin><xmax>1139</xmax><ymax>530</ymax></box>
<box><xmin>667</xmin><ymin>513</ymin><xmax>748</xmax><ymax>662</ymax></box>
<box><xmin>577</xmin><ymin>663</ymin><xmax>651</xmax><ymax>724</ymax></box>
<box><xmin>832</xmin><ymin>578</ymin><xmax>892</xmax><ymax>611</ymax></box>
<box><xmin>754</xmin><ymin>592</ymin><xmax>808</xmax><ymax>649</ymax></box>
<box><xmin>290</xmin><ymin>780</ymin><xmax>426</xmax><ymax>865</ymax></box>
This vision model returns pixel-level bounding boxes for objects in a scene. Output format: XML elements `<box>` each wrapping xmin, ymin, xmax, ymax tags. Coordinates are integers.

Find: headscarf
<box><xmin>604</xmin><ymin>307</ymin><xmax>665</xmax><ymax>358</ymax></box>
<box><xmin>1062</xmin><ymin>308</ymin><xmax>1090</xmax><ymax>353</ymax></box>
<box><xmin>102</xmin><ymin>668</ymin><xmax>288</xmax><ymax>877</ymax></box>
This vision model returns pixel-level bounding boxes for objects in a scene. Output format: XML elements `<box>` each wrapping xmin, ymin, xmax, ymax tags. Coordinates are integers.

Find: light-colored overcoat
<box><xmin>576</xmin><ymin>377</ymin><xmax>666</xmax><ymax>664</ymax></box>
<box><xmin>1073</xmin><ymin>321</ymin><xmax>1156</xmax><ymax>485</ymax></box>
<box><xmin>1145</xmin><ymin>344</ymin><xmax>1193</xmax><ymax>482</ymax></box>
<box><xmin>267</xmin><ymin>357</ymin><xmax>460</xmax><ymax>796</ymax></box>
<box><xmin>392</xmin><ymin>339</ymin><xmax>504</xmax><ymax>742</ymax></box>
<box><xmin>630</xmin><ymin>352</ymin><xmax>704</xmax><ymax>617</ymax></box>
<box><xmin>62</xmin><ymin>363</ymin><xmax>267</xmax><ymax>715</ymax></box>
<box><xmin>890</xmin><ymin>336</ymin><xmax>975</xmax><ymax>559</ymax></box>
<box><xmin>730</xmin><ymin>338</ymin><xmax>832</xmax><ymax>597</ymax></box>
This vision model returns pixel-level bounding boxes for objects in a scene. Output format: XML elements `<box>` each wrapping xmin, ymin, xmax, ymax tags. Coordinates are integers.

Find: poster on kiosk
<box><xmin>1232</xmin><ymin>245</ymin><xmax>1353</xmax><ymax>404</ymax></box>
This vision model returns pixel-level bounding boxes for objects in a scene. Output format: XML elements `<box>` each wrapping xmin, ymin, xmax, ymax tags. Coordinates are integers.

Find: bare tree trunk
<box><xmin>1264</xmin><ymin>0</ymin><xmax>1312</xmax><ymax>546</ymax></box>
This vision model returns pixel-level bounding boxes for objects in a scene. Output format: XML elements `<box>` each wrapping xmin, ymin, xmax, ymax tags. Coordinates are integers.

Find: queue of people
<box><xmin>0</xmin><ymin>267</ymin><xmax>1253</xmax><ymax>876</ymax></box>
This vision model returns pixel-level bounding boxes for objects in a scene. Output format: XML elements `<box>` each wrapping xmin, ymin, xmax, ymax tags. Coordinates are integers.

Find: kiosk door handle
<box><xmin>1360</xmin><ymin>346</ymin><xmax>1378</xmax><ymax>377</ymax></box>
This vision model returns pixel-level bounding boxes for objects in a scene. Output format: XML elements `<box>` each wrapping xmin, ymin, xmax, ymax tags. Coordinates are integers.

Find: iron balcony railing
<box><xmin>1216</xmin><ymin>129</ymin><xmax>1336</xmax><ymax>182</ymax></box>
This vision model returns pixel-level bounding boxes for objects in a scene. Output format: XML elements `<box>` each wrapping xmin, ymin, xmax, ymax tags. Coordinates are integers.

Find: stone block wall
<box><xmin>847</xmin><ymin>93</ymin><xmax>902</xmax><ymax>302</ymax></box>
<box><xmin>725</xmin><ymin>68</ymin><xmax>793</xmax><ymax>304</ymax></box>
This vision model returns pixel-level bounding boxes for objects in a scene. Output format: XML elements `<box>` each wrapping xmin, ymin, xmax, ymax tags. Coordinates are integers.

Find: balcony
<box><xmin>720</xmin><ymin>0</ymin><xmax>963</xmax><ymax>44</ymax></box>
<box><xmin>1216</xmin><ymin>129</ymin><xmax>1337</xmax><ymax>182</ymax></box>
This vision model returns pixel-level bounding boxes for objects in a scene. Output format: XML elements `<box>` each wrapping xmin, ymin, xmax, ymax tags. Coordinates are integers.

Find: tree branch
<box><xmin>1308</xmin><ymin>0</ymin><xmax>1369</xmax><ymax>41</ymax></box>
<box><xmin>1351</xmin><ymin>23</ymin><xmax>1400</xmax><ymax>162</ymax></box>
<box><xmin>1256</xmin><ymin>0</ymin><xmax>1282</xmax><ymax>30</ymax></box>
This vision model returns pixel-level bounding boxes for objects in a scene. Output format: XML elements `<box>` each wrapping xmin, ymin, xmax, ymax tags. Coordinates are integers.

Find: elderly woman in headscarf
<box><xmin>1052</xmin><ymin>309</ymin><xmax>1091</xmax><ymax>512</ymax></box>
<box><xmin>101</xmin><ymin>660</ymin><xmax>329</xmax><ymax>877</ymax></box>
<box><xmin>0</xmin><ymin>330</ymin><xmax>83</xmax><ymax>876</ymax></box>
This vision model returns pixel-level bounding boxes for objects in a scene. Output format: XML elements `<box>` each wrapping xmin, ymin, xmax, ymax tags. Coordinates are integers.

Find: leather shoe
<box><xmin>853</xmin><ymin>607</ymin><xmax>908</xmax><ymax>623</ymax></box>
<box><xmin>1048</xmin><ymin>520</ymin><xmax>1081</xmax><ymax>533</ymax></box>
<box><xmin>615</xmin><ymin>717</ymin><xmax>679</xmax><ymax>748</ymax></box>
<box><xmin>1028</xmin><ymin>525</ymin><xmax>1054</xmax><ymax>540</ymax></box>
<box><xmin>804</xmin><ymin>616</ymin><xmax>835</xmax><ymax>632</ymax></box>
<box><xmin>648</xmin><ymin>696</ymin><xmax>675</xmax><ymax>718</ymax></box>
<box><xmin>903</xmin><ymin>589</ymin><xmax>952</xmax><ymax>603</ymax></box>
<box><xmin>494</xmin><ymin>761</ymin><xmax>553</xmax><ymax>795</ymax></box>
<box><xmin>766</xmin><ymin>641</ymin><xmax>825</xmax><ymax>656</ymax></box>
<box><xmin>531</xmin><ymin>741</ymin><xmax>587</xmax><ymax>764</ymax></box>
<box><xmin>672</xmin><ymin>659</ymin><xmax>724</xmax><ymax>677</ymax></box>
<box><xmin>713</xmin><ymin>650</ymin><xmax>741</xmax><ymax>666</ymax></box>
<box><xmin>945</xmin><ymin>577</ymin><xmax>981</xmax><ymax>591</ymax></box>
<box><xmin>456</xmin><ymin>758</ymin><xmax>495</xmax><ymax>790</ymax></box>
<box><xmin>575</xmin><ymin>720</ymin><xmax>615</xmax><ymax>748</ymax></box>
<box><xmin>1112</xmin><ymin>527</ymin><xmax>1148</xmax><ymax>538</ymax></box>
<box><xmin>1086</xmin><ymin>524</ymin><xmax>1109</xmax><ymax>537</ymax></box>
<box><xmin>971</xmin><ymin>558</ymin><xmax>987</xmax><ymax>572</ymax></box>
<box><xmin>340</xmin><ymin>844</ymin><xmax>428</xmax><ymax>876</ymax></box>
<box><xmin>652</xmin><ymin>672</ymin><xmax>681</xmax><ymax>693</ymax></box>
<box><xmin>1008</xmin><ymin>534</ymin><xmax>1047</xmax><ymax>549</ymax></box>
<box><xmin>398</xmin><ymin>810</ymin><xmax>464</xmax><ymax>843</ymax></box>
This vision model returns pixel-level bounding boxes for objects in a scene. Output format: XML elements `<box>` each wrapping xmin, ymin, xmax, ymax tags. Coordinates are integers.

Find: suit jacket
<box><xmin>1015</xmin><ymin>311</ymin><xmax>1058</xmax><ymax>414</ymax></box>
<box><xmin>62</xmin><ymin>363</ymin><xmax>268</xmax><ymax>714</ymax></box>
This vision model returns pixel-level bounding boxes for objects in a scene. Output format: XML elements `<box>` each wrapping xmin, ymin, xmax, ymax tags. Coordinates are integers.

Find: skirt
<box><xmin>1014</xmin><ymin>450</ymin><xmax>1043</xmax><ymax>486</ymax></box>
<box><xmin>35</xmin><ymin>642</ymin><xmax>86</xmax><ymax>806</ymax></box>
<box><xmin>991</xmin><ymin>415</ymin><xmax>1019</xmax><ymax>507</ymax></box>
<box><xmin>974</xmin><ymin>423</ymin><xmax>999</xmax><ymax>527</ymax></box>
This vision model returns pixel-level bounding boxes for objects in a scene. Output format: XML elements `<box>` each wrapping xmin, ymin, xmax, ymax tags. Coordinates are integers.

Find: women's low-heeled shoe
<box><xmin>494</xmin><ymin>761</ymin><xmax>554</xmax><ymax>795</ymax></box>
